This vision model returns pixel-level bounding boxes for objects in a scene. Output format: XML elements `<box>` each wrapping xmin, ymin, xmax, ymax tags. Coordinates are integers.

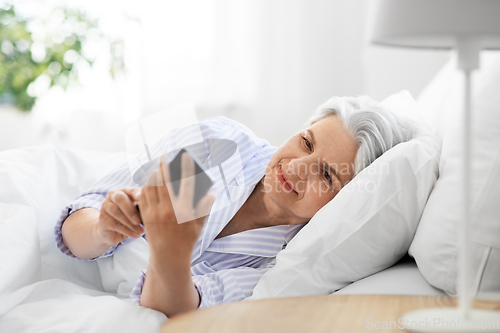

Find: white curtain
<box><xmin>1</xmin><ymin>0</ymin><xmax>448</xmax><ymax>152</ymax></box>
<box><xmin>138</xmin><ymin>0</ymin><xmax>367</xmax><ymax>146</ymax></box>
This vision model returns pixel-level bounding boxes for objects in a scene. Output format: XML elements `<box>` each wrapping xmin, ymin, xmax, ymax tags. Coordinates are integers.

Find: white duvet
<box><xmin>0</xmin><ymin>145</ymin><xmax>166</xmax><ymax>333</ymax></box>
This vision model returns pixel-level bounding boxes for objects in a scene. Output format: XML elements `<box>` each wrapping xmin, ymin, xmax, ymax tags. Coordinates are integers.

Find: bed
<box><xmin>0</xmin><ymin>144</ymin><xmax>441</xmax><ymax>333</ymax></box>
<box><xmin>1</xmin><ymin>54</ymin><xmax>499</xmax><ymax>332</ymax></box>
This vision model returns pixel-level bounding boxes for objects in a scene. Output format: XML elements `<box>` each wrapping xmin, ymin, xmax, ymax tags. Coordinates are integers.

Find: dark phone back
<box><xmin>169</xmin><ymin>149</ymin><xmax>214</xmax><ymax>208</ymax></box>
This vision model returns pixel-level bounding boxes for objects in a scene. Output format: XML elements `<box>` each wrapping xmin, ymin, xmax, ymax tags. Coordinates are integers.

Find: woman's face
<box><xmin>263</xmin><ymin>115</ymin><xmax>358</xmax><ymax>221</ymax></box>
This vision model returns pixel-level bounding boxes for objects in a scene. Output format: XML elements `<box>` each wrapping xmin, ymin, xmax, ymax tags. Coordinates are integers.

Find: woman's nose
<box><xmin>288</xmin><ymin>158</ymin><xmax>308</xmax><ymax>180</ymax></box>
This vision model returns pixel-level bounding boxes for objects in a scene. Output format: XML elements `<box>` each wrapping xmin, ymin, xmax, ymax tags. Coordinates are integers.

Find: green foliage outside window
<box><xmin>0</xmin><ymin>3</ymin><xmax>123</xmax><ymax>111</ymax></box>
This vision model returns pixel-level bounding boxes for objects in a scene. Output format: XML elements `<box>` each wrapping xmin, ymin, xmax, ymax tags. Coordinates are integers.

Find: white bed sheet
<box><xmin>334</xmin><ymin>255</ymin><xmax>445</xmax><ymax>296</ymax></box>
<box><xmin>0</xmin><ymin>145</ymin><xmax>166</xmax><ymax>333</ymax></box>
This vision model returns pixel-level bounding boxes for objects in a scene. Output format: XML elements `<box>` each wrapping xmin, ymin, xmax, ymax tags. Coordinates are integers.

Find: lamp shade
<box><xmin>368</xmin><ymin>0</ymin><xmax>500</xmax><ymax>50</ymax></box>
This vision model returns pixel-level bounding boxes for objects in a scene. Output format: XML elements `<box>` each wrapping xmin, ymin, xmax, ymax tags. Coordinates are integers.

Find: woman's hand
<box><xmin>97</xmin><ymin>187</ymin><xmax>144</xmax><ymax>247</ymax></box>
<box><xmin>138</xmin><ymin>153</ymin><xmax>215</xmax><ymax>316</ymax></box>
<box><xmin>138</xmin><ymin>153</ymin><xmax>216</xmax><ymax>259</ymax></box>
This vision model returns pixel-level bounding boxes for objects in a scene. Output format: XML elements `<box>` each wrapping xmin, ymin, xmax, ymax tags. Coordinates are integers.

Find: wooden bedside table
<box><xmin>161</xmin><ymin>295</ymin><xmax>500</xmax><ymax>333</ymax></box>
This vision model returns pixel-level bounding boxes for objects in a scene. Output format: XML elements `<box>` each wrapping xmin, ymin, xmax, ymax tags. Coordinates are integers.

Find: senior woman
<box><xmin>55</xmin><ymin>96</ymin><xmax>417</xmax><ymax>318</ymax></box>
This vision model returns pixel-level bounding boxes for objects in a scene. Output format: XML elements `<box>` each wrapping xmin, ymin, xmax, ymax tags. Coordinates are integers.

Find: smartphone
<box><xmin>135</xmin><ymin>148</ymin><xmax>214</xmax><ymax>218</ymax></box>
<box><xmin>168</xmin><ymin>148</ymin><xmax>214</xmax><ymax>208</ymax></box>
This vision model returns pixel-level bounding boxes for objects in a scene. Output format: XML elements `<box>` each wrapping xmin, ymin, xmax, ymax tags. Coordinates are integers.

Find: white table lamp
<box><xmin>368</xmin><ymin>0</ymin><xmax>500</xmax><ymax>332</ymax></box>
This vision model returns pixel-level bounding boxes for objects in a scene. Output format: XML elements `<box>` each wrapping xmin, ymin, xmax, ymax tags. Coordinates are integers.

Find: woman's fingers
<box><xmin>159</xmin><ymin>155</ymin><xmax>171</xmax><ymax>184</ymax></box>
<box><xmin>159</xmin><ymin>158</ymin><xmax>175</xmax><ymax>203</ymax></box>
<box><xmin>121</xmin><ymin>187</ymin><xmax>142</xmax><ymax>202</ymax></box>
<box><xmin>103</xmin><ymin>203</ymin><xmax>142</xmax><ymax>235</ymax></box>
<box><xmin>145</xmin><ymin>169</ymin><xmax>161</xmax><ymax>203</ymax></box>
<box><xmin>101</xmin><ymin>209</ymin><xmax>141</xmax><ymax>238</ymax></box>
<box><xmin>179</xmin><ymin>152</ymin><xmax>195</xmax><ymax>206</ymax></box>
<box><xmin>140</xmin><ymin>153</ymin><xmax>212</xmax><ymax>226</ymax></box>
<box><xmin>147</xmin><ymin>169</ymin><xmax>163</xmax><ymax>186</ymax></box>
<box><xmin>110</xmin><ymin>190</ymin><xmax>142</xmax><ymax>227</ymax></box>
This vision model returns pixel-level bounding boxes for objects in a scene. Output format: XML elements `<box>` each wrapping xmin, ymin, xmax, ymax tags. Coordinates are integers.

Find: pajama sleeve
<box><xmin>130</xmin><ymin>266</ymin><xmax>270</xmax><ymax>309</ymax></box>
<box><xmin>192</xmin><ymin>266</ymin><xmax>270</xmax><ymax>308</ymax></box>
<box><xmin>53</xmin><ymin>159</ymin><xmax>139</xmax><ymax>260</ymax></box>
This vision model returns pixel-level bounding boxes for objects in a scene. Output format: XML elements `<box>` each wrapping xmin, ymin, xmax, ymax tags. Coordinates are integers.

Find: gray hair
<box><xmin>305</xmin><ymin>95</ymin><xmax>419</xmax><ymax>176</ymax></box>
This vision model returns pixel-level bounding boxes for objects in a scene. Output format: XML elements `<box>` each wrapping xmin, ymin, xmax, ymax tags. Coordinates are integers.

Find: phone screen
<box><xmin>168</xmin><ymin>148</ymin><xmax>214</xmax><ymax>208</ymax></box>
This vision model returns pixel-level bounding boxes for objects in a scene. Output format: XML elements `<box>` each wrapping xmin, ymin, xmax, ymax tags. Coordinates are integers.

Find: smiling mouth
<box><xmin>277</xmin><ymin>165</ymin><xmax>297</xmax><ymax>194</ymax></box>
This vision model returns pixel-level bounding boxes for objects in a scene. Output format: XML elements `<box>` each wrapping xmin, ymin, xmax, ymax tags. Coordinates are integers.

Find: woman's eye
<box><xmin>303</xmin><ymin>137</ymin><xmax>312</xmax><ymax>150</ymax></box>
<box><xmin>323</xmin><ymin>169</ymin><xmax>332</xmax><ymax>183</ymax></box>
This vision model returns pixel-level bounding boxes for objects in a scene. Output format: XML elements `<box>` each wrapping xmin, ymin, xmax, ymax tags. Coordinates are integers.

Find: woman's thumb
<box><xmin>134</xmin><ymin>188</ymin><xmax>142</xmax><ymax>201</ymax></box>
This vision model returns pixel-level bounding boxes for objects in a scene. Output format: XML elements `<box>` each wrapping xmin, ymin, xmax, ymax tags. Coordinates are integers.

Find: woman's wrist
<box><xmin>141</xmin><ymin>254</ymin><xmax>200</xmax><ymax>316</ymax></box>
<box><xmin>149</xmin><ymin>248</ymin><xmax>192</xmax><ymax>275</ymax></box>
<box><xmin>144</xmin><ymin>223</ymin><xmax>198</xmax><ymax>259</ymax></box>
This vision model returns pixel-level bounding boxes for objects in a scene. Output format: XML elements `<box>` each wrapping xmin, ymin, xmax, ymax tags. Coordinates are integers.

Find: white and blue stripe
<box><xmin>54</xmin><ymin>116</ymin><xmax>306</xmax><ymax>309</ymax></box>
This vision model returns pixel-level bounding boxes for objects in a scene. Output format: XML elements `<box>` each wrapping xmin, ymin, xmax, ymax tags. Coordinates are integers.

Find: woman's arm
<box><xmin>61</xmin><ymin>187</ymin><xmax>143</xmax><ymax>260</ymax></box>
<box><xmin>138</xmin><ymin>155</ymin><xmax>215</xmax><ymax>317</ymax></box>
<box><xmin>139</xmin><ymin>225</ymin><xmax>201</xmax><ymax>316</ymax></box>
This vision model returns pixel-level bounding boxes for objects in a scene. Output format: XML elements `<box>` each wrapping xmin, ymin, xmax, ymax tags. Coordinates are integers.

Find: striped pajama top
<box><xmin>54</xmin><ymin>116</ymin><xmax>306</xmax><ymax>309</ymax></box>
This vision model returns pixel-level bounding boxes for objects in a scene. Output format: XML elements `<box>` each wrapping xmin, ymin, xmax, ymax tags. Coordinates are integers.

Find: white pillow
<box><xmin>409</xmin><ymin>52</ymin><xmax>500</xmax><ymax>296</ymax></box>
<box><xmin>250</xmin><ymin>92</ymin><xmax>440</xmax><ymax>299</ymax></box>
